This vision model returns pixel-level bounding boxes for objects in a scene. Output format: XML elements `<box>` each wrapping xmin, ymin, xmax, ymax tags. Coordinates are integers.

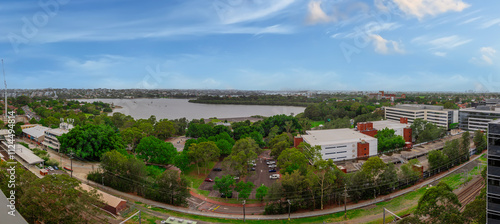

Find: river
<box><xmin>76</xmin><ymin>98</ymin><xmax>305</xmax><ymax>120</ymax></box>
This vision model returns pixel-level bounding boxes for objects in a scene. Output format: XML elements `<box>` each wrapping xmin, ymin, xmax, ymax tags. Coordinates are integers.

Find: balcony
<box><xmin>490</xmin><ymin>146</ymin><xmax>500</xmax><ymax>157</ymax></box>
<box><xmin>489</xmin><ymin>202</ymin><xmax>500</xmax><ymax>213</ymax></box>
<box><xmin>489</xmin><ymin>185</ymin><xmax>500</xmax><ymax>195</ymax></box>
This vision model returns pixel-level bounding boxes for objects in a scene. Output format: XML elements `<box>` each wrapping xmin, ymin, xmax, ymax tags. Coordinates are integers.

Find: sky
<box><xmin>0</xmin><ymin>0</ymin><xmax>499</xmax><ymax>92</ymax></box>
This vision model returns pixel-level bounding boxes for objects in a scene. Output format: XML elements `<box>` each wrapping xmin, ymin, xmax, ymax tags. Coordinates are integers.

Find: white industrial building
<box><xmin>301</xmin><ymin>129</ymin><xmax>378</xmax><ymax>161</ymax></box>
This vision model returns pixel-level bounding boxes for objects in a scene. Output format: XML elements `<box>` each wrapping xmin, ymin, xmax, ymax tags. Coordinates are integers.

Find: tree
<box><xmin>256</xmin><ymin>184</ymin><xmax>269</xmax><ymax>201</ymax></box>
<box><xmin>310</xmin><ymin>159</ymin><xmax>337</xmax><ymax>210</ymax></box>
<box><xmin>173</xmin><ymin>151</ymin><xmax>191</xmax><ymax>172</ymax></box>
<box><xmin>460</xmin><ymin>131</ymin><xmax>471</xmax><ymax>162</ymax></box>
<box><xmin>428</xmin><ymin>150</ymin><xmax>448</xmax><ymax>172</ymax></box>
<box><xmin>189</xmin><ymin>141</ymin><xmax>220</xmax><ymax>175</ymax></box>
<box><xmin>155</xmin><ymin>119</ymin><xmax>176</xmax><ymax>140</ymax></box>
<box><xmin>235</xmin><ymin>181</ymin><xmax>255</xmax><ymax>200</ymax></box>
<box><xmin>415</xmin><ymin>182</ymin><xmax>463</xmax><ymax>223</ymax></box>
<box><xmin>121</xmin><ymin>127</ymin><xmax>144</xmax><ymax>150</ymax></box>
<box><xmin>216</xmin><ymin>139</ymin><xmax>233</xmax><ymax>156</ymax></box>
<box><xmin>58</xmin><ymin>124</ymin><xmax>125</xmax><ymax>160</ymax></box>
<box><xmin>277</xmin><ymin>147</ymin><xmax>308</xmax><ymax>175</ymax></box>
<box><xmin>410</xmin><ymin>119</ymin><xmax>446</xmax><ymax>143</ymax></box>
<box><xmin>400</xmin><ymin>159</ymin><xmax>421</xmax><ymax>185</ymax></box>
<box><xmin>473</xmin><ymin>130</ymin><xmax>486</xmax><ymax>152</ymax></box>
<box><xmin>213</xmin><ymin>175</ymin><xmax>235</xmax><ymax>198</ymax></box>
<box><xmin>296</xmin><ymin>142</ymin><xmax>322</xmax><ymax>163</ymax></box>
<box><xmin>19</xmin><ymin>174</ymin><xmax>105</xmax><ymax>224</ymax></box>
<box><xmin>223</xmin><ymin>137</ymin><xmax>261</xmax><ymax>177</ymax></box>
<box><xmin>375</xmin><ymin>128</ymin><xmax>405</xmax><ymax>153</ymax></box>
<box><xmin>463</xmin><ymin>187</ymin><xmax>486</xmax><ymax>224</ymax></box>
<box><xmin>98</xmin><ymin>150</ymin><xmax>147</xmax><ymax>194</ymax></box>
<box><xmin>151</xmin><ymin>170</ymin><xmax>190</xmax><ymax>206</ymax></box>
<box><xmin>135</xmin><ymin>136</ymin><xmax>177</xmax><ymax>165</ymax></box>
<box><xmin>442</xmin><ymin>139</ymin><xmax>460</xmax><ymax>166</ymax></box>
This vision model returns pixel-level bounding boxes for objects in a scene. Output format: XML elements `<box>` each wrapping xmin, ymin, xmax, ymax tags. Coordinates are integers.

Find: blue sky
<box><xmin>1</xmin><ymin>0</ymin><xmax>499</xmax><ymax>91</ymax></box>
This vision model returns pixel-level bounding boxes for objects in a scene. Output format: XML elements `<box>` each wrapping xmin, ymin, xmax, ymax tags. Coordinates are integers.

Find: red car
<box><xmin>204</xmin><ymin>178</ymin><xmax>213</xmax><ymax>182</ymax></box>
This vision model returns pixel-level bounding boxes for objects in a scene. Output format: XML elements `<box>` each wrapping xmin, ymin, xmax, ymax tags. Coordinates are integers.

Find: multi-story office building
<box><xmin>487</xmin><ymin>120</ymin><xmax>500</xmax><ymax>223</ymax></box>
<box><xmin>460</xmin><ymin>106</ymin><xmax>500</xmax><ymax>131</ymax></box>
<box><xmin>42</xmin><ymin>122</ymin><xmax>73</xmax><ymax>152</ymax></box>
<box><xmin>385</xmin><ymin>104</ymin><xmax>457</xmax><ymax>128</ymax></box>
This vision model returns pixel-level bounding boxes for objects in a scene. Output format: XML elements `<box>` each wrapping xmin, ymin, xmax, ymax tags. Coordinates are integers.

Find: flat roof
<box><xmin>392</xmin><ymin>104</ymin><xmax>444</xmax><ymax>111</ymax></box>
<box><xmin>22</xmin><ymin>126</ymin><xmax>50</xmax><ymax>138</ymax></box>
<box><xmin>0</xmin><ymin>190</ymin><xmax>28</xmax><ymax>224</ymax></box>
<box><xmin>80</xmin><ymin>184</ymin><xmax>126</xmax><ymax>208</ymax></box>
<box><xmin>7</xmin><ymin>143</ymin><xmax>44</xmax><ymax>165</ymax></box>
<box><xmin>460</xmin><ymin>107</ymin><xmax>500</xmax><ymax>113</ymax></box>
<box><xmin>45</xmin><ymin>128</ymin><xmax>70</xmax><ymax>136</ymax></box>
<box><xmin>0</xmin><ymin>129</ymin><xmax>9</xmax><ymax>136</ymax></box>
<box><xmin>371</xmin><ymin>120</ymin><xmax>409</xmax><ymax>130</ymax></box>
<box><xmin>303</xmin><ymin>129</ymin><xmax>376</xmax><ymax>146</ymax></box>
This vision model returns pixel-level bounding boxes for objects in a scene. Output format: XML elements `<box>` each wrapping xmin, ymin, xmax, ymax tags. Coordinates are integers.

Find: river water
<box><xmin>76</xmin><ymin>98</ymin><xmax>305</xmax><ymax>120</ymax></box>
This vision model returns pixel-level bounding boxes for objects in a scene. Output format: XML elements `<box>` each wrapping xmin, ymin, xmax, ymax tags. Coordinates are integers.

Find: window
<box><xmin>337</xmin><ymin>156</ymin><xmax>347</xmax><ymax>159</ymax></box>
<box><xmin>325</xmin><ymin>152</ymin><xmax>336</xmax><ymax>155</ymax></box>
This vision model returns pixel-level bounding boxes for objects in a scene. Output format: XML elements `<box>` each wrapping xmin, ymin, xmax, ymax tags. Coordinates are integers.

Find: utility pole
<box><xmin>243</xmin><ymin>200</ymin><xmax>246</xmax><ymax>222</ymax></box>
<box><xmin>70</xmin><ymin>151</ymin><xmax>74</xmax><ymax>178</ymax></box>
<box><xmin>139</xmin><ymin>210</ymin><xmax>141</xmax><ymax>224</ymax></box>
<box><xmin>102</xmin><ymin>176</ymin><xmax>104</xmax><ymax>186</ymax></box>
<box><xmin>287</xmin><ymin>199</ymin><xmax>291</xmax><ymax>221</ymax></box>
<box><xmin>344</xmin><ymin>184</ymin><xmax>347</xmax><ymax>220</ymax></box>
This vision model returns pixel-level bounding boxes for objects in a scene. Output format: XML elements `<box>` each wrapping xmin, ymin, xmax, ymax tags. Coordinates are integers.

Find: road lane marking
<box><xmin>212</xmin><ymin>205</ymin><xmax>220</xmax><ymax>211</ymax></box>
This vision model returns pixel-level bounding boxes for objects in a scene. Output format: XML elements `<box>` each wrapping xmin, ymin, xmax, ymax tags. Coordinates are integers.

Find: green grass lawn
<box><xmin>84</xmin><ymin>113</ymin><xmax>94</xmax><ymax>118</ymax></box>
<box><xmin>311</xmin><ymin>121</ymin><xmax>324</xmax><ymax>128</ymax></box>
<box><xmin>182</xmin><ymin>161</ymin><xmax>216</xmax><ymax>196</ymax></box>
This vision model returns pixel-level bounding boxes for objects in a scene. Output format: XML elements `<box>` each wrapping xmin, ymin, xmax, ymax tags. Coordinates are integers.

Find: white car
<box><xmin>268</xmin><ymin>164</ymin><xmax>277</xmax><ymax>168</ymax></box>
<box><xmin>266</xmin><ymin>161</ymin><xmax>276</xmax><ymax>165</ymax></box>
<box><xmin>233</xmin><ymin>176</ymin><xmax>240</xmax><ymax>180</ymax></box>
<box><xmin>47</xmin><ymin>166</ymin><xmax>54</xmax><ymax>171</ymax></box>
<box><xmin>269</xmin><ymin>174</ymin><xmax>280</xmax><ymax>179</ymax></box>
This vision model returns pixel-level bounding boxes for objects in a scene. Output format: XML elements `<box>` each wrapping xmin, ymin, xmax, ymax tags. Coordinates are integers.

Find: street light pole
<box><xmin>243</xmin><ymin>200</ymin><xmax>246</xmax><ymax>222</ymax></box>
<box><xmin>287</xmin><ymin>199</ymin><xmax>291</xmax><ymax>221</ymax></box>
<box><xmin>344</xmin><ymin>184</ymin><xmax>347</xmax><ymax>220</ymax></box>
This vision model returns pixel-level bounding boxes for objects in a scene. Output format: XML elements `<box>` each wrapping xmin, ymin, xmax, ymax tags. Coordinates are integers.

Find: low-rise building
<box><xmin>22</xmin><ymin>125</ymin><xmax>50</xmax><ymax>145</ymax></box>
<box><xmin>42</xmin><ymin>123</ymin><xmax>73</xmax><ymax>152</ymax></box>
<box><xmin>357</xmin><ymin>118</ymin><xmax>413</xmax><ymax>148</ymax></box>
<box><xmin>80</xmin><ymin>184</ymin><xmax>127</xmax><ymax>215</ymax></box>
<box><xmin>385</xmin><ymin>104</ymin><xmax>457</xmax><ymax>128</ymax></box>
<box><xmin>300</xmin><ymin>129</ymin><xmax>378</xmax><ymax>161</ymax></box>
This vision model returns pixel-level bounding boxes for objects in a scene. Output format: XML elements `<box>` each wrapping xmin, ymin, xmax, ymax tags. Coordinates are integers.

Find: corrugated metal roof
<box><xmin>22</xmin><ymin>126</ymin><xmax>50</xmax><ymax>138</ymax></box>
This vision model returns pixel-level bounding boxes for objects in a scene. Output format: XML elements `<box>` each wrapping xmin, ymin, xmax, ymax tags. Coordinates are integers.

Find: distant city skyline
<box><xmin>1</xmin><ymin>0</ymin><xmax>499</xmax><ymax>91</ymax></box>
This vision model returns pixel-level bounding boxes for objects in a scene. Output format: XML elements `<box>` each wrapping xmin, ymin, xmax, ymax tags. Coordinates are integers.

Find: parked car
<box><xmin>212</xmin><ymin>168</ymin><xmax>222</xmax><ymax>171</ymax></box>
<box><xmin>268</xmin><ymin>164</ymin><xmax>277</xmax><ymax>168</ymax></box>
<box><xmin>266</xmin><ymin>161</ymin><xmax>276</xmax><ymax>165</ymax></box>
<box><xmin>53</xmin><ymin>166</ymin><xmax>58</xmax><ymax>170</ymax></box>
<box><xmin>47</xmin><ymin>166</ymin><xmax>54</xmax><ymax>171</ymax></box>
<box><xmin>270</xmin><ymin>174</ymin><xmax>280</xmax><ymax>179</ymax></box>
<box><xmin>233</xmin><ymin>176</ymin><xmax>240</xmax><ymax>180</ymax></box>
<box><xmin>269</xmin><ymin>169</ymin><xmax>277</xmax><ymax>172</ymax></box>
<box><xmin>204</xmin><ymin>178</ymin><xmax>213</xmax><ymax>182</ymax></box>
<box><xmin>248</xmin><ymin>167</ymin><xmax>256</xmax><ymax>171</ymax></box>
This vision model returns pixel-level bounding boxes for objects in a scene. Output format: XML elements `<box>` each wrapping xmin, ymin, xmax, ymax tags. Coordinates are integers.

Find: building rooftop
<box><xmin>2</xmin><ymin>143</ymin><xmax>44</xmax><ymax>165</ymax></box>
<box><xmin>371</xmin><ymin>120</ymin><xmax>409</xmax><ymax>131</ymax></box>
<box><xmin>303</xmin><ymin>129</ymin><xmax>376</xmax><ymax>146</ymax></box>
<box><xmin>460</xmin><ymin>107</ymin><xmax>500</xmax><ymax>113</ymax></box>
<box><xmin>22</xmin><ymin>126</ymin><xmax>50</xmax><ymax>138</ymax></box>
<box><xmin>80</xmin><ymin>184</ymin><xmax>126</xmax><ymax>208</ymax></box>
<box><xmin>393</xmin><ymin>104</ymin><xmax>444</xmax><ymax>111</ymax></box>
<box><xmin>45</xmin><ymin>128</ymin><xmax>70</xmax><ymax>136</ymax></box>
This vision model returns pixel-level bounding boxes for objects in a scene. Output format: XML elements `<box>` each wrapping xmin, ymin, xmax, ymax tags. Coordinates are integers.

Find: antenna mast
<box><xmin>1</xmin><ymin>59</ymin><xmax>6</xmax><ymax>120</ymax></box>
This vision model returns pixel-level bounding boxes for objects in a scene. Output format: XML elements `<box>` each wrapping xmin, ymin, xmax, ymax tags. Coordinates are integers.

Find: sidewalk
<box><xmin>189</xmin><ymin>190</ymin><xmax>266</xmax><ymax>208</ymax></box>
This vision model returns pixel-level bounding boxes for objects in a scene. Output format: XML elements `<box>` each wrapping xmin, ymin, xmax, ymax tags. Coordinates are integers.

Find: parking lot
<box><xmin>199</xmin><ymin>150</ymin><xmax>280</xmax><ymax>199</ymax></box>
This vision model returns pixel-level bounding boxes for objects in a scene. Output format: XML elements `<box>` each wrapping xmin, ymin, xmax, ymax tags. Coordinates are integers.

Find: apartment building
<box><xmin>385</xmin><ymin>104</ymin><xmax>457</xmax><ymax>128</ymax></box>
<box><xmin>487</xmin><ymin>120</ymin><xmax>500</xmax><ymax>223</ymax></box>
<box><xmin>42</xmin><ymin>122</ymin><xmax>73</xmax><ymax>152</ymax></box>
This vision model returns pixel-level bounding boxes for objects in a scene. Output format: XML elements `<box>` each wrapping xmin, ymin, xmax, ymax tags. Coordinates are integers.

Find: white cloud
<box><xmin>370</xmin><ymin>34</ymin><xmax>404</xmax><ymax>54</ymax></box>
<box><xmin>477</xmin><ymin>47</ymin><xmax>496</xmax><ymax>64</ymax></box>
<box><xmin>458</xmin><ymin>16</ymin><xmax>481</xmax><ymax>25</ymax></box>
<box><xmin>413</xmin><ymin>35</ymin><xmax>471</xmax><ymax>49</ymax></box>
<box><xmin>306</xmin><ymin>1</ymin><xmax>333</xmax><ymax>24</ymax></box>
<box><xmin>215</xmin><ymin>0</ymin><xmax>295</xmax><ymax>24</ymax></box>
<box><xmin>434</xmin><ymin>51</ymin><xmax>447</xmax><ymax>57</ymax></box>
<box><xmin>392</xmin><ymin>0</ymin><xmax>470</xmax><ymax>19</ymax></box>
<box><xmin>480</xmin><ymin>18</ymin><xmax>500</xmax><ymax>29</ymax></box>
